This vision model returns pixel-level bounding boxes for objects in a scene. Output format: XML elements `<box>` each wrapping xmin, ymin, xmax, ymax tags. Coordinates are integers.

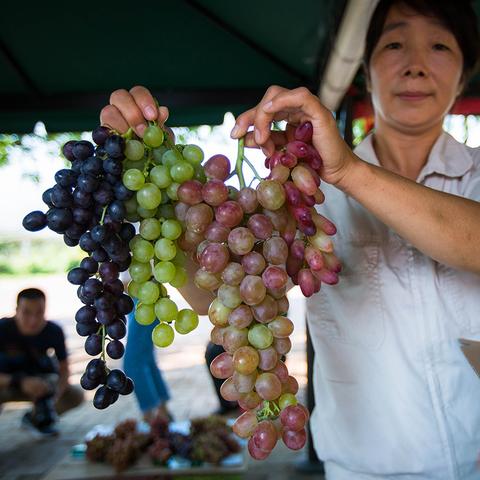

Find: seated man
<box><xmin>0</xmin><ymin>288</ymin><xmax>84</xmax><ymax>436</ymax></box>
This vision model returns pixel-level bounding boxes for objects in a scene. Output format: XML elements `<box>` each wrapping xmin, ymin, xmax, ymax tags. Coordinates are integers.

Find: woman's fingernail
<box><xmin>145</xmin><ymin>106</ymin><xmax>156</xmax><ymax>119</ymax></box>
<box><xmin>230</xmin><ymin>125</ymin><xmax>240</xmax><ymax>138</ymax></box>
<box><xmin>136</xmin><ymin>124</ymin><xmax>146</xmax><ymax>136</ymax></box>
<box><xmin>263</xmin><ymin>101</ymin><xmax>273</xmax><ymax>110</ymax></box>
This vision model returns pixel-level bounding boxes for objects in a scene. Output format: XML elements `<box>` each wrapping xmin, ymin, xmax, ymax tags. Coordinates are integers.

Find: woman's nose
<box><xmin>402</xmin><ymin>48</ymin><xmax>428</xmax><ymax>78</ymax></box>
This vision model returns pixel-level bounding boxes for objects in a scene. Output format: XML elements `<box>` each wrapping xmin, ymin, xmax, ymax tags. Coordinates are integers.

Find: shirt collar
<box><xmin>353</xmin><ymin>131</ymin><xmax>474</xmax><ymax>182</ymax></box>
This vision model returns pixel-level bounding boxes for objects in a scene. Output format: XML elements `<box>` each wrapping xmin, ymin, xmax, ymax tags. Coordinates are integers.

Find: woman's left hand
<box><xmin>231</xmin><ymin>85</ymin><xmax>359</xmax><ymax>188</ymax></box>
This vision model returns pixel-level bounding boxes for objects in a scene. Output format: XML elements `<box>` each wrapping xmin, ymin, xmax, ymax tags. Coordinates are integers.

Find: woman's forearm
<box><xmin>338</xmin><ymin>154</ymin><xmax>480</xmax><ymax>274</ymax></box>
<box><xmin>177</xmin><ymin>256</ymin><xmax>214</xmax><ymax>315</ymax></box>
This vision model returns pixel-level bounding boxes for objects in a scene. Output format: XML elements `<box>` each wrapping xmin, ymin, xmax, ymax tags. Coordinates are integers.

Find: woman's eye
<box><xmin>385</xmin><ymin>42</ymin><xmax>401</xmax><ymax>50</ymax></box>
<box><xmin>433</xmin><ymin>43</ymin><xmax>449</xmax><ymax>51</ymax></box>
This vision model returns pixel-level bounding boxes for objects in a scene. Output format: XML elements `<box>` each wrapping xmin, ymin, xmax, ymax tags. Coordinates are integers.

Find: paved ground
<box><xmin>0</xmin><ymin>275</ymin><xmax>324</xmax><ymax>480</ymax></box>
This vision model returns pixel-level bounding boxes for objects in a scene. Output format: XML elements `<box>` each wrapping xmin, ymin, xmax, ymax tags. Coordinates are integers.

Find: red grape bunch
<box><xmin>173</xmin><ymin>121</ymin><xmax>341</xmax><ymax>458</ymax></box>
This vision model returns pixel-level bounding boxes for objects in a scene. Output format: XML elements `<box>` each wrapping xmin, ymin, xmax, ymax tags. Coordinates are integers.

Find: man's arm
<box><xmin>56</xmin><ymin>360</ymin><xmax>69</xmax><ymax>399</ymax></box>
<box><xmin>0</xmin><ymin>373</ymin><xmax>12</xmax><ymax>389</ymax></box>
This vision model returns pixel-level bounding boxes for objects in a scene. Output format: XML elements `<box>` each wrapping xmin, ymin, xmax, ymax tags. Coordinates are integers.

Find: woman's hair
<box><xmin>364</xmin><ymin>0</ymin><xmax>480</xmax><ymax>84</ymax></box>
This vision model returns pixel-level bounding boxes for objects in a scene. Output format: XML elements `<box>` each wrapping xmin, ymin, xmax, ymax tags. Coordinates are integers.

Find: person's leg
<box><xmin>55</xmin><ymin>384</ymin><xmax>84</xmax><ymax>415</ymax></box>
<box><xmin>124</xmin><ymin>313</ymin><xmax>170</xmax><ymax>417</ymax></box>
<box><xmin>205</xmin><ymin>342</ymin><xmax>238</xmax><ymax>413</ymax></box>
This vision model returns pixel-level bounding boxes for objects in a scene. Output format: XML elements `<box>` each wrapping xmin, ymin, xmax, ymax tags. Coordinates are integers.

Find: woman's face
<box><xmin>368</xmin><ymin>4</ymin><xmax>464</xmax><ymax>134</ymax></box>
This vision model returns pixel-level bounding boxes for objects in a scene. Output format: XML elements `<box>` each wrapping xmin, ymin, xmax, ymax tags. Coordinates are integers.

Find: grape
<box><xmin>204</xmin><ymin>154</ymin><xmax>230</xmax><ymax>180</ymax></box>
<box><xmin>248</xmin><ymin>437</ymin><xmax>271</xmax><ymax>460</ymax></box>
<box><xmin>152</xmin><ymin>322</ymin><xmax>175</xmax><ymax>347</ymax></box>
<box><xmin>208</xmin><ymin>298</ymin><xmax>232</xmax><ymax>327</ymax></box>
<box><xmin>280</xmin><ymin>405</ymin><xmax>307</xmax><ymax>432</ymax></box>
<box><xmin>262</xmin><ymin>266</ymin><xmax>288</xmax><ymax>290</ymax></box>
<box><xmin>85</xmin><ymin>334</ymin><xmax>103</xmax><ymax>356</ymax></box>
<box><xmin>221</xmin><ymin>262</ymin><xmax>245</xmax><ymax>286</ymax></box>
<box><xmin>217</xmin><ymin>284</ymin><xmax>242</xmax><ymax>309</ymax></box>
<box><xmin>232</xmin><ymin>346</ymin><xmax>259</xmax><ymax>375</ymax></box>
<box><xmin>107</xmin><ymin>339</ymin><xmax>124</xmax><ymax>359</ymax></box>
<box><xmin>215</xmin><ymin>201</ymin><xmax>243</xmax><ymax>228</ymax></box>
<box><xmin>282</xmin><ymin>428</ymin><xmax>307</xmax><ymax>450</ymax></box>
<box><xmin>124</xmin><ymin>139</ymin><xmax>145</xmax><ymax>161</ymax></box>
<box><xmin>137</xmin><ymin>281</ymin><xmax>160</xmax><ymax>304</ymax></box>
<box><xmin>169</xmin><ymin>266</ymin><xmax>187</xmax><ymax>288</ymax></box>
<box><xmin>132</xmin><ymin>239</ymin><xmax>154</xmax><ymax>263</ymax></box>
<box><xmin>143</xmin><ymin>125</ymin><xmax>164</xmax><ymax>148</ymax></box>
<box><xmin>223</xmin><ymin>327</ymin><xmax>249</xmax><ymax>355</ymax></box>
<box><xmin>123</xmin><ymin>169</ymin><xmax>145</xmax><ymax>191</ymax></box>
<box><xmin>291</xmin><ymin>165</ymin><xmax>317</xmax><ymax>195</ymax></box>
<box><xmin>256</xmin><ymin>180</ymin><xmax>286</xmax><ymax>210</ymax></box>
<box><xmin>237</xmin><ymin>187</ymin><xmax>258</xmax><ymax>213</ymax></box>
<box><xmin>67</xmin><ymin>267</ymin><xmax>90</xmax><ymax>285</ymax></box>
<box><xmin>255</xmin><ymin>372</ymin><xmax>282</xmax><ymax>400</ymax></box>
<box><xmin>153</xmin><ymin>261</ymin><xmax>176</xmax><ymax>283</ymax></box>
<box><xmin>182</xmin><ymin>144</ymin><xmax>204</xmax><ymax>165</ymax></box>
<box><xmin>239</xmin><ymin>275</ymin><xmax>266</xmax><ymax>306</ymax></box>
<box><xmin>194</xmin><ymin>269</ymin><xmax>222</xmax><ymax>291</ymax></box>
<box><xmin>135</xmin><ymin>303</ymin><xmax>156</xmax><ymax>325</ymax></box>
<box><xmin>22</xmin><ymin>211</ymin><xmax>47</xmax><ymax>232</ymax></box>
<box><xmin>177</xmin><ymin>180</ymin><xmax>203</xmax><ymax>205</ymax></box>
<box><xmin>241</xmin><ymin>252</ymin><xmax>266</xmax><ymax>276</ymax></box>
<box><xmin>248</xmin><ymin>324</ymin><xmax>273</xmax><ymax>349</ymax></box>
<box><xmin>252</xmin><ymin>421</ymin><xmax>277</xmax><ymax>452</ymax></box>
<box><xmin>205</xmin><ymin>221</ymin><xmax>230</xmax><ymax>243</ymax></box>
<box><xmin>268</xmin><ymin>316</ymin><xmax>294</xmax><ymax>338</ymax></box>
<box><xmin>270</xmin><ymin>360</ymin><xmax>289</xmax><ymax>383</ymax></box>
<box><xmin>150</xmin><ymin>165</ymin><xmax>172</xmax><ymax>189</ymax></box>
<box><xmin>258</xmin><ymin>346</ymin><xmax>279</xmax><ymax>371</ymax></box>
<box><xmin>251</xmin><ymin>295</ymin><xmax>278</xmax><ymax>324</ymax></box>
<box><xmin>200</xmin><ymin>243</ymin><xmax>229</xmax><ymax>273</ymax></box>
<box><xmin>170</xmin><ymin>161</ymin><xmax>194</xmax><ymax>183</ymax></box>
<box><xmin>232</xmin><ymin>411</ymin><xmax>258</xmax><ymax>439</ymax></box>
<box><xmin>238</xmin><ymin>390</ymin><xmax>262</xmax><ymax>410</ymax></box>
<box><xmin>139</xmin><ymin>218</ymin><xmax>161</xmax><ymax>240</ymax></box>
<box><xmin>154</xmin><ymin>297</ymin><xmax>178</xmax><ymax>323</ymax></box>
<box><xmin>228</xmin><ymin>227</ymin><xmax>255</xmax><ymax>255</ymax></box>
<box><xmin>185</xmin><ymin>203</ymin><xmax>213</xmax><ymax>234</ymax></box>
<box><xmin>228</xmin><ymin>304</ymin><xmax>253</xmax><ymax>329</ymax></box>
<box><xmin>202</xmin><ymin>180</ymin><xmax>228</xmax><ymax>206</ymax></box>
<box><xmin>129</xmin><ymin>261</ymin><xmax>152</xmax><ymax>283</ymax></box>
<box><xmin>263</xmin><ymin>237</ymin><xmax>288</xmax><ymax>265</ymax></box>
<box><xmin>278</xmin><ymin>393</ymin><xmax>298</xmax><ymax>410</ymax></box>
<box><xmin>175</xmin><ymin>309</ymin><xmax>199</xmax><ymax>334</ymax></box>
<box><xmin>281</xmin><ymin>376</ymin><xmax>299</xmax><ymax>396</ymax></box>
<box><xmin>137</xmin><ymin>183</ymin><xmax>162</xmax><ymax>210</ymax></box>
<box><xmin>273</xmin><ymin>337</ymin><xmax>292</xmax><ymax>355</ymax></box>
<box><xmin>154</xmin><ymin>238</ymin><xmax>177</xmax><ymax>261</ymax></box>
<box><xmin>247</xmin><ymin>214</ymin><xmax>273</xmax><ymax>240</ymax></box>
<box><xmin>220</xmin><ymin>377</ymin><xmax>241</xmax><ymax>402</ymax></box>
<box><xmin>210</xmin><ymin>352</ymin><xmax>234</xmax><ymax>379</ymax></box>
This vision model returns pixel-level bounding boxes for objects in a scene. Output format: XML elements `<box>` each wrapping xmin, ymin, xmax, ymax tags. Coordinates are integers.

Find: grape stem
<box><xmin>122</xmin><ymin>128</ymin><xmax>135</xmax><ymax>141</ymax></box>
<box><xmin>236</xmin><ymin>138</ymin><xmax>246</xmax><ymax>189</ymax></box>
<box><xmin>99</xmin><ymin>205</ymin><xmax>108</xmax><ymax>225</ymax></box>
<box><xmin>242</xmin><ymin>155</ymin><xmax>262</xmax><ymax>181</ymax></box>
<box><xmin>100</xmin><ymin>325</ymin><xmax>106</xmax><ymax>361</ymax></box>
<box><xmin>256</xmin><ymin>400</ymin><xmax>281</xmax><ymax>421</ymax></box>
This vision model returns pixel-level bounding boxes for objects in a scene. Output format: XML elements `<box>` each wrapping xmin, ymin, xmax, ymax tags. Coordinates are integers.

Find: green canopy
<box><xmin>0</xmin><ymin>0</ymin><xmax>346</xmax><ymax>132</ymax></box>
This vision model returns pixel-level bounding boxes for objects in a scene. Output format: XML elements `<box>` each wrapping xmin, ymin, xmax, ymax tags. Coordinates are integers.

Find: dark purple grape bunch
<box><xmin>22</xmin><ymin>126</ymin><xmax>137</xmax><ymax>408</ymax></box>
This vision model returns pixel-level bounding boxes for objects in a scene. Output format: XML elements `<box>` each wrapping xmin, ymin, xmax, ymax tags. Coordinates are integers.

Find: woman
<box><xmin>100</xmin><ymin>0</ymin><xmax>480</xmax><ymax>477</ymax></box>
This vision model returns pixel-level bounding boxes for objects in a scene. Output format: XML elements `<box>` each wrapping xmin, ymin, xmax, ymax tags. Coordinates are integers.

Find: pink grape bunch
<box><xmin>173</xmin><ymin>121</ymin><xmax>341</xmax><ymax>459</ymax></box>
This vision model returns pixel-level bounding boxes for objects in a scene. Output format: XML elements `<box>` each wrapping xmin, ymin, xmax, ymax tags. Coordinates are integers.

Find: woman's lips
<box><xmin>397</xmin><ymin>92</ymin><xmax>431</xmax><ymax>101</ymax></box>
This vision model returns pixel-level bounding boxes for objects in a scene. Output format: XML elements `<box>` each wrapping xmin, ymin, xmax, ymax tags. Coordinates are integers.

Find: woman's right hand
<box><xmin>100</xmin><ymin>86</ymin><xmax>169</xmax><ymax>137</ymax></box>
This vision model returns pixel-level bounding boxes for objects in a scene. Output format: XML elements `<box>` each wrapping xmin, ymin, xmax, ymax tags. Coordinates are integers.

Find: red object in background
<box><xmin>352</xmin><ymin>97</ymin><xmax>480</xmax><ymax>120</ymax></box>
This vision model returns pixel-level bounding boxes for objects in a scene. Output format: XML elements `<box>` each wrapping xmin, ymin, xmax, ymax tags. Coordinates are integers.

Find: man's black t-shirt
<box><xmin>0</xmin><ymin>317</ymin><xmax>67</xmax><ymax>375</ymax></box>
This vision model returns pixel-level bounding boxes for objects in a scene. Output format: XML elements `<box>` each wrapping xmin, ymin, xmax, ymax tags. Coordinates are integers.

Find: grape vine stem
<box><xmin>236</xmin><ymin>138</ymin><xmax>246</xmax><ymax>189</ymax></box>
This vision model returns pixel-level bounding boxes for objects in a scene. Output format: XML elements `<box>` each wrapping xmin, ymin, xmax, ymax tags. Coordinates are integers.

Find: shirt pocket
<box><xmin>309</xmin><ymin>236</ymin><xmax>386</xmax><ymax>351</ymax></box>
<box><xmin>436</xmin><ymin>264</ymin><xmax>480</xmax><ymax>334</ymax></box>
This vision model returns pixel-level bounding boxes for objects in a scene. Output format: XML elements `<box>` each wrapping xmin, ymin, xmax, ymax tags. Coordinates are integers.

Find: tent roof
<box><xmin>0</xmin><ymin>0</ymin><xmax>346</xmax><ymax>132</ymax></box>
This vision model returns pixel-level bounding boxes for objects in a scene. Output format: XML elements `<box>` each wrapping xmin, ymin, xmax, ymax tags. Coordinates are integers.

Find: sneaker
<box><xmin>21</xmin><ymin>411</ymin><xmax>59</xmax><ymax>438</ymax></box>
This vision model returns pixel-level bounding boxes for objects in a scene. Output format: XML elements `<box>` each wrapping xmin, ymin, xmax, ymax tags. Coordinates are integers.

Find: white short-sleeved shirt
<box><xmin>307</xmin><ymin>131</ymin><xmax>480</xmax><ymax>479</ymax></box>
